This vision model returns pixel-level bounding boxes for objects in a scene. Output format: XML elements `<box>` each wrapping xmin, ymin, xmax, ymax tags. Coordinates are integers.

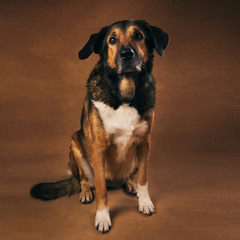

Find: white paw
<box><xmin>95</xmin><ymin>208</ymin><xmax>112</xmax><ymax>233</ymax></box>
<box><xmin>137</xmin><ymin>183</ymin><xmax>155</xmax><ymax>215</ymax></box>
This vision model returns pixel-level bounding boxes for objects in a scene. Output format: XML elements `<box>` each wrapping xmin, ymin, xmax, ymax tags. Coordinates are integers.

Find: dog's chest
<box><xmin>93</xmin><ymin>101</ymin><xmax>148</xmax><ymax>161</ymax></box>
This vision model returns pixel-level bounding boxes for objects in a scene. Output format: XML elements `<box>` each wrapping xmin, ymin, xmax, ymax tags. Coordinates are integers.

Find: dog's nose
<box><xmin>120</xmin><ymin>48</ymin><xmax>134</xmax><ymax>61</ymax></box>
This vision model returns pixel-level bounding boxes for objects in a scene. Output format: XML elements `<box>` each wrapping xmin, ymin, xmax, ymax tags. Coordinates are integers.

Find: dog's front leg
<box><xmin>90</xmin><ymin>109</ymin><xmax>111</xmax><ymax>233</ymax></box>
<box><xmin>93</xmin><ymin>154</ymin><xmax>111</xmax><ymax>233</ymax></box>
<box><xmin>137</xmin><ymin>135</ymin><xmax>155</xmax><ymax>215</ymax></box>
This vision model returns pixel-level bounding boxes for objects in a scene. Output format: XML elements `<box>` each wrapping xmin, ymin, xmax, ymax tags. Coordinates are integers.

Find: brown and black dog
<box><xmin>30</xmin><ymin>20</ymin><xmax>169</xmax><ymax>233</ymax></box>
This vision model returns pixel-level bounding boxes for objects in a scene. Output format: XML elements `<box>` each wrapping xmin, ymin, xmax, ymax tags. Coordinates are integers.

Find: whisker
<box><xmin>141</xmin><ymin>63</ymin><xmax>147</xmax><ymax>72</ymax></box>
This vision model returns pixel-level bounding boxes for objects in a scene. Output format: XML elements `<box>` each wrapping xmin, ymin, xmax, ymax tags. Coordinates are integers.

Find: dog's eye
<box><xmin>109</xmin><ymin>36</ymin><xmax>118</xmax><ymax>45</ymax></box>
<box><xmin>134</xmin><ymin>32</ymin><xmax>143</xmax><ymax>41</ymax></box>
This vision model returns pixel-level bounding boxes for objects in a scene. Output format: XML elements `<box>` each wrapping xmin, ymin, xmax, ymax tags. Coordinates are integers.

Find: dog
<box><xmin>30</xmin><ymin>20</ymin><xmax>169</xmax><ymax>233</ymax></box>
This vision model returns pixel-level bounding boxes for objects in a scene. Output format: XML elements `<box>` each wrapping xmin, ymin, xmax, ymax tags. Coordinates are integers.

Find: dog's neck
<box><xmin>87</xmin><ymin>60</ymin><xmax>156</xmax><ymax>115</ymax></box>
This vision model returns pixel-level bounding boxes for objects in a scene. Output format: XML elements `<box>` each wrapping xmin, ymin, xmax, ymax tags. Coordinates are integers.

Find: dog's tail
<box><xmin>30</xmin><ymin>177</ymin><xmax>81</xmax><ymax>201</ymax></box>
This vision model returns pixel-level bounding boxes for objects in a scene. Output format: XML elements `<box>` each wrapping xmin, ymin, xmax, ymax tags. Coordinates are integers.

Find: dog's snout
<box><xmin>120</xmin><ymin>48</ymin><xmax>134</xmax><ymax>61</ymax></box>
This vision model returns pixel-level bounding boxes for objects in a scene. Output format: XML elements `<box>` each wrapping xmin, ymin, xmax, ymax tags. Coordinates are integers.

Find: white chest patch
<box><xmin>93</xmin><ymin>101</ymin><xmax>148</xmax><ymax>161</ymax></box>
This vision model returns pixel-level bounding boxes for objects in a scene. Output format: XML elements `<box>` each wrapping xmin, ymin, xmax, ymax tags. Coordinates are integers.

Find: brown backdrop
<box><xmin>1</xmin><ymin>0</ymin><xmax>240</xmax><ymax>239</ymax></box>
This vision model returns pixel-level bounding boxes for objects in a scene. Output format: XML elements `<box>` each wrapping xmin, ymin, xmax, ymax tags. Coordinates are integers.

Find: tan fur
<box><xmin>107</xmin><ymin>28</ymin><xmax>124</xmax><ymax>68</ymax></box>
<box><xmin>137</xmin><ymin>111</ymin><xmax>154</xmax><ymax>185</ymax></box>
<box><xmin>107</xmin><ymin>25</ymin><xmax>149</xmax><ymax>69</ymax></box>
<box><xmin>105</xmin><ymin>142</ymin><xmax>138</xmax><ymax>180</ymax></box>
<box><xmin>125</xmin><ymin>177</ymin><xmax>137</xmax><ymax>193</ymax></box>
<box><xmin>90</xmin><ymin>107</ymin><xmax>110</xmax><ymax>210</ymax></box>
<box><xmin>126</xmin><ymin>25</ymin><xmax>149</xmax><ymax>63</ymax></box>
<box><xmin>119</xmin><ymin>77</ymin><xmax>135</xmax><ymax>100</ymax></box>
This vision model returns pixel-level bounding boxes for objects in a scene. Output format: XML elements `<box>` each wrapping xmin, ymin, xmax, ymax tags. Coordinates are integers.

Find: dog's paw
<box><xmin>124</xmin><ymin>179</ymin><xmax>137</xmax><ymax>196</ymax></box>
<box><xmin>95</xmin><ymin>208</ymin><xmax>112</xmax><ymax>234</ymax></box>
<box><xmin>137</xmin><ymin>183</ymin><xmax>155</xmax><ymax>216</ymax></box>
<box><xmin>138</xmin><ymin>196</ymin><xmax>155</xmax><ymax>215</ymax></box>
<box><xmin>79</xmin><ymin>184</ymin><xmax>94</xmax><ymax>204</ymax></box>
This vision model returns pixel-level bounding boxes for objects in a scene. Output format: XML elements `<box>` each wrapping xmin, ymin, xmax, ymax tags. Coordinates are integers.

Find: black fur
<box><xmin>30</xmin><ymin>178</ymin><xmax>81</xmax><ymax>201</ymax></box>
<box><xmin>82</xmin><ymin>20</ymin><xmax>168</xmax><ymax>116</ymax></box>
<box><xmin>86</xmin><ymin>63</ymin><xmax>156</xmax><ymax>115</ymax></box>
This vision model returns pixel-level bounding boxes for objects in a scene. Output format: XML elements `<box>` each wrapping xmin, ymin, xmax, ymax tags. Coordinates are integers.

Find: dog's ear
<box><xmin>78</xmin><ymin>27</ymin><xmax>109</xmax><ymax>60</ymax></box>
<box><xmin>78</xmin><ymin>33</ymin><xmax>98</xmax><ymax>60</ymax></box>
<box><xmin>149</xmin><ymin>25</ymin><xmax>169</xmax><ymax>57</ymax></box>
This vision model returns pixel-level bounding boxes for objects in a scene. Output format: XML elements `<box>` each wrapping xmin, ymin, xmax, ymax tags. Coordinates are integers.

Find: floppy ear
<box><xmin>78</xmin><ymin>27</ymin><xmax>109</xmax><ymax>60</ymax></box>
<box><xmin>78</xmin><ymin>33</ymin><xmax>98</xmax><ymax>60</ymax></box>
<box><xmin>149</xmin><ymin>25</ymin><xmax>169</xmax><ymax>57</ymax></box>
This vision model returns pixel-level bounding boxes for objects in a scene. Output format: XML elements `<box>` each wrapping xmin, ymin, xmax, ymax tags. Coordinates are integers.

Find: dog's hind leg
<box><xmin>70</xmin><ymin>138</ymin><xmax>95</xmax><ymax>204</ymax></box>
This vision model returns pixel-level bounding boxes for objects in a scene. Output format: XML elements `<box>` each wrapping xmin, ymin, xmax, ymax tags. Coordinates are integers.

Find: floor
<box><xmin>1</xmin><ymin>0</ymin><xmax>240</xmax><ymax>239</ymax></box>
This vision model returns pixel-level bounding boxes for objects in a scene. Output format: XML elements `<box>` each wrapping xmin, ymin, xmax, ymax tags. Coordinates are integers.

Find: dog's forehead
<box><xmin>109</xmin><ymin>20</ymin><xmax>144</xmax><ymax>35</ymax></box>
<box><xmin>110</xmin><ymin>20</ymin><xmax>134</xmax><ymax>30</ymax></box>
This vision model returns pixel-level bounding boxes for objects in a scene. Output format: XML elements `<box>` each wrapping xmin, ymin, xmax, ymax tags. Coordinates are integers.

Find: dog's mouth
<box><xmin>116</xmin><ymin>60</ymin><xmax>141</xmax><ymax>74</ymax></box>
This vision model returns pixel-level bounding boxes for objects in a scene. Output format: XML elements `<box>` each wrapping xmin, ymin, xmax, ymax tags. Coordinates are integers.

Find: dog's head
<box><xmin>78</xmin><ymin>20</ymin><xmax>169</xmax><ymax>74</ymax></box>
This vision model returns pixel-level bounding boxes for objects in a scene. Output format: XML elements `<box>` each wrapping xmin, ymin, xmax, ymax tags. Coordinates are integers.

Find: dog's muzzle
<box><xmin>116</xmin><ymin>46</ymin><xmax>141</xmax><ymax>73</ymax></box>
